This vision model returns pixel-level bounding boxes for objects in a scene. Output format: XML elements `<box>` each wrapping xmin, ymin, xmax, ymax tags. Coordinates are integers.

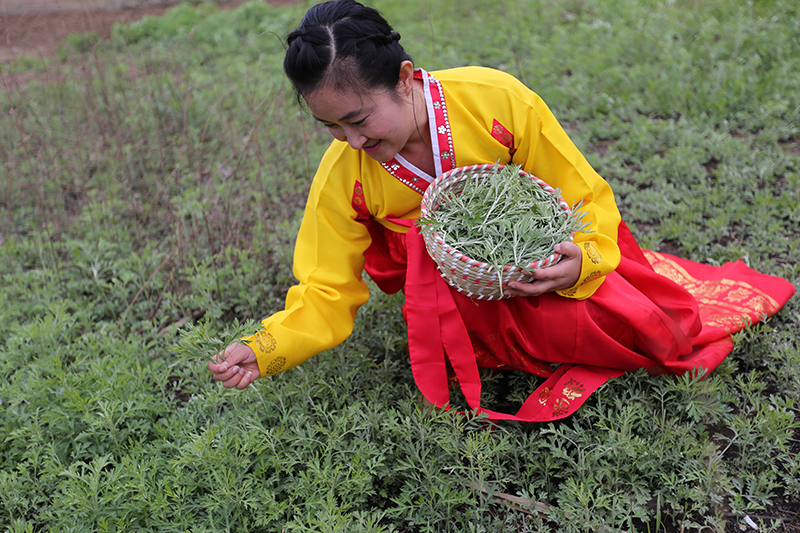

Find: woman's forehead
<box><xmin>305</xmin><ymin>86</ymin><xmax>388</xmax><ymax>122</ymax></box>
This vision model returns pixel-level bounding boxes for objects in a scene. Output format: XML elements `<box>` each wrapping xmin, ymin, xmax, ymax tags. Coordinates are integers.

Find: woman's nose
<box><xmin>342</xmin><ymin>126</ymin><xmax>367</xmax><ymax>150</ymax></box>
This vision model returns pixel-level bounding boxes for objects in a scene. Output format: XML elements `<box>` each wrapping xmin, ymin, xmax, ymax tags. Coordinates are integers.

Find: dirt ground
<box><xmin>0</xmin><ymin>0</ymin><xmax>296</xmax><ymax>62</ymax></box>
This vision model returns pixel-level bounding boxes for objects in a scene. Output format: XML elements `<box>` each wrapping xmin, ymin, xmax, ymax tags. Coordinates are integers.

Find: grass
<box><xmin>1</xmin><ymin>0</ymin><xmax>799</xmax><ymax>531</ymax></box>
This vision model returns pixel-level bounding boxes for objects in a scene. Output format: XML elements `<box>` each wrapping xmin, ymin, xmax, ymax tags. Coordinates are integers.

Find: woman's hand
<box><xmin>207</xmin><ymin>342</ymin><xmax>261</xmax><ymax>389</ymax></box>
<box><xmin>504</xmin><ymin>241</ymin><xmax>583</xmax><ymax>298</ymax></box>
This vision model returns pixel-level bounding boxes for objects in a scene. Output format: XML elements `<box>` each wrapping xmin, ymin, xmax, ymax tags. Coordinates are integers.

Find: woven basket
<box><xmin>419</xmin><ymin>164</ymin><xmax>573</xmax><ymax>300</ymax></box>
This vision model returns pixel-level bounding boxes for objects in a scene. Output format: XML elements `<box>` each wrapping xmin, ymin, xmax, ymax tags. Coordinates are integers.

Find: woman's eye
<box><xmin>352</xmin><ymin>118</ymin><xmax>367</xmax><ymax>126</ymax></box>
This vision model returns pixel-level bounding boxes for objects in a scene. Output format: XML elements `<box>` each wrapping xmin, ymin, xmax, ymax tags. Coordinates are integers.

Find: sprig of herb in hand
<box><xmin>173</xmin><ymin>315</ymin><xmax>263</xmax><ymax>365</ymax></box>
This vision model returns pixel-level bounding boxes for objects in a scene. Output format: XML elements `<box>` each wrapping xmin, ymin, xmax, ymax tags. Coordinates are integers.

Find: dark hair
<box><xmin>283</xmin><ymin>0</ymin><xmax>412</xmax><ymax>99</ymax></box>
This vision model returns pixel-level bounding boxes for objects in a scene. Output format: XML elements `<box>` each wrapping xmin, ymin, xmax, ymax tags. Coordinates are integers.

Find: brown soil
<box><xmin>0</xmin><ymin>0</ymin><xmax>296</xmax><ymax>62</ymax></box>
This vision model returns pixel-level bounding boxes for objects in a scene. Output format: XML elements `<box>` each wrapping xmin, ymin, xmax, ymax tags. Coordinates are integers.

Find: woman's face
<box><xmin>304</xmin><ymin>63</ymin><xmax>423</xmax><ymax>163</ymax></box>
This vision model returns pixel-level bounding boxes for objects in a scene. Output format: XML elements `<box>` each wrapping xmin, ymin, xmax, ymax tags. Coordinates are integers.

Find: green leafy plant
<box><xmin>173</xmin><ymin>315</ymin><xmax>263</xmax><ymax>365</ymax></box>
<box><xmin>1</xmin><ymin>0</ymin><xmax>799</xmax><ymax>531</ymax></box>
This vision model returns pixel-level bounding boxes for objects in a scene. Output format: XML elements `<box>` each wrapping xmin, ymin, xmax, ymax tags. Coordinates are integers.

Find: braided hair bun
<box><xmin>284</xmin><ymin>0</ymin><xmax>412</xmax><ymax>99</ymax></box>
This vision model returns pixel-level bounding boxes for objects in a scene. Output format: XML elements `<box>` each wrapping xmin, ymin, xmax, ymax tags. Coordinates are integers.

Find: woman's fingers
<box><xmin>504</xmin><ymin>241</ymin><xmax>583</xmax><ymax>297</ymax></box>
<box><xmin>207</xmin><ymin>342</ymin><xmax>258</xmax><ymax>389</ymax></box>
<box><xmin>221</xmin><ymin>366</ymin><xmax>255</xmax><ymax>389</ymax></box>
<box><xmin>234</xmin><ymin>370</ymin><xmax>256</xmax><ymax>390</ymax></box>
<box><xmin>209</xmin><ymin>343</ymin><xmax>248</xmax><ymax>369</ymax></box>
<box><xmin>211</xmin><ymin>363</ymin><xmax>242</xmax><ymax>382</ymax></box>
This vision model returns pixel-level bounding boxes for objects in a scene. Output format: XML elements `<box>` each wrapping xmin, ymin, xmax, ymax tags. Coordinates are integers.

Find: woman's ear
<box><xmin>397</xmin><ymin>60</ymin><xmax>415</xmax><ymax>96</ymax></box>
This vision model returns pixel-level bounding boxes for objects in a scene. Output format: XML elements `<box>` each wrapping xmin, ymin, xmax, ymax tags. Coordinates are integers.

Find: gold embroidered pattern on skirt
<box><xmin>562</xmin><ymin>378</ymin><xmax>586</xmax><ymax>401</ymax></box>
<box><xmin>552</xmin><ymin>398</ymin><xmax>570</xmax><ymax>417</ymax></box>
<box><xmin>643</xmin><ymin>250</ymin><xmax>780</xmax><ymax>334</ymax></box>
<box><xmin>538</xmin><ymin>386</ymin><xmax>552</xmax><ymax>405</ymax></box>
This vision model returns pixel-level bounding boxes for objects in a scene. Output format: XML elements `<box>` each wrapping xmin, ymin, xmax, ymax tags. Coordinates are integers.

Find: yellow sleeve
<box><xmin>513</xmin><ymin>90</ymin><xmax>621</xmax><ymax>299</ymax></box>
<box><xmin>436</xmin><ymin>67</ymin><xmax>622</xmax><ymax>299</ymax></box>
<box><xmin>242</xmin><ymin>146</ymin><xmax>372</xmax><ymax>377</ymax></box>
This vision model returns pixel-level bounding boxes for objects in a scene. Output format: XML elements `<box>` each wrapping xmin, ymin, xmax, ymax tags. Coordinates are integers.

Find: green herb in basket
<box><xmin>416</xmin><ymin>163</ymin><xmax>592</xmax><ymax>293</ymax></box>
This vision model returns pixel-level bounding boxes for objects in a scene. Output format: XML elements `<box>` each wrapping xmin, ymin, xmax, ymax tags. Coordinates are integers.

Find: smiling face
<box><xmin>304</xmin><ymin>61</ymin><xmax>427</xmax><ymax>163</ymax></box>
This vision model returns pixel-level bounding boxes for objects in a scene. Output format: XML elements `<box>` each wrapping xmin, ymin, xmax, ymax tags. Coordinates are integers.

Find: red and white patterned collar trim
<box><xmin>381</xmin><ymin>68</ymin><xmax>455</xmax><ymax>194</ymax></box>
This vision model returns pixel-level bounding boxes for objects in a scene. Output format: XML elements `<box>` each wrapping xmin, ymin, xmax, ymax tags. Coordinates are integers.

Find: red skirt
<box><xmin>367</xmin><ymin>219</ymin><xmax>795</xmax><ymax>422</ymax></box>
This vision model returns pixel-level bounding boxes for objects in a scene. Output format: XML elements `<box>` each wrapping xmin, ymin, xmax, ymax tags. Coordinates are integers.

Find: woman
<box><xmin>207</xmin><ymin>0</ymin><xmax>794</xmax><ymax>422</ymax></box>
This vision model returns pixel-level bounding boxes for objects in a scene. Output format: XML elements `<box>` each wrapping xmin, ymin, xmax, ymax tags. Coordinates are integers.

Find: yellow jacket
<box><xmin>245</xmin><ymin>66</ymin><xmax>622</xmax><ymax>378</ymax></box>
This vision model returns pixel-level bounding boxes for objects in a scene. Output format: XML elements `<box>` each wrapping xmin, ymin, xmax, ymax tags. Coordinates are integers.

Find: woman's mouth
<box><xmin>363</xmin><ymin>140</ymin><xmax>381</xmax><ymax>153</ymax></box>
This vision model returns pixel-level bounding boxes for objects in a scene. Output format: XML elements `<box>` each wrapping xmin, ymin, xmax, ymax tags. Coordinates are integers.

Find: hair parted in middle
<box><xmin>283</xmin><ymin>0</ymin><xmax>412</xmax><ymax>100</ymax></box>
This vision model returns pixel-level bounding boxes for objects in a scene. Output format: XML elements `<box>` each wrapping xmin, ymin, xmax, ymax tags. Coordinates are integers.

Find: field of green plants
<box><xmin>1</xmin><ymin>0</ymin><xmax>799</xmax><ymax>531</ymax></box>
